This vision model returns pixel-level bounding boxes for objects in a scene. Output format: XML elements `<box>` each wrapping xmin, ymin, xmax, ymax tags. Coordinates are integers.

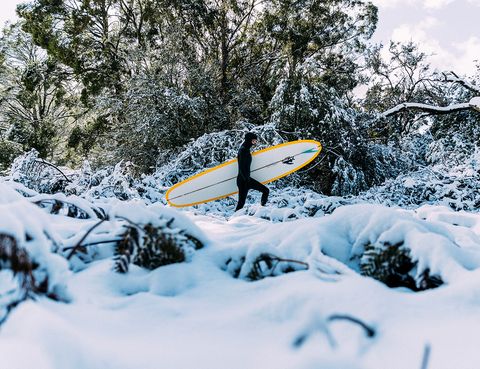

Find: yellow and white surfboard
<box><xmin>166</xmin><ymin>140</ymin><xmax>322</xmax><ymax>207</ymax></box>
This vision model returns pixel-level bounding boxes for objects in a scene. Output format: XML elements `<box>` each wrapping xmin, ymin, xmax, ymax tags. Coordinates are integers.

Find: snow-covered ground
<box><xmin>2</xmin><ymin>180</ymin><xmax>480</xmax><ymax>369</ymax></box>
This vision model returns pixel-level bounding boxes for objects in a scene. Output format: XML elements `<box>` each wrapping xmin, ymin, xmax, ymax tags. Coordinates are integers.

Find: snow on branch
<box><xmin>382</xmin><ymin>70</ymin><xmax>480</xmax><ymax>118</ymax></box>
<box><xmin>443</xmin><ymin>71</ymin><xmax>480</xmax><ymax>94</ymax></box>
<box><xmin>383</xmin><ymin>102</ymin><xmax>471</xmax><ymax>117</ymax></box>
<box><xmin>382</xmin><ymin>98</ymin><xmax>480</xmax><ymax>118</ymax></box>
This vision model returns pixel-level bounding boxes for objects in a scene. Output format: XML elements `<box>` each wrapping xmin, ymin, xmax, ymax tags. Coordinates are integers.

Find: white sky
<box><xmin>371</xmin><ymin>0</ymin><xmax>480</xmax><ymax>75</ymax></box>
<box><xmin>1</xmin><ymin>0</ymin><xmax>479</xmax><ymax>76</ymax></box>
<box><xmin>0</xmin><ymin>0</ymin><xmax>21</xmax><ymax>28</ymax></box>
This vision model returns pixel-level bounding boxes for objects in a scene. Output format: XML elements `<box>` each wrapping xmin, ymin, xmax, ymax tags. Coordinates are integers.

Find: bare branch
<box><xmin>443</xmin><ymin>71</ymin><xmax>480</xmax><ymax>94</ymax></box>
<box><xmin>67</xmin><ymin>219</ymin><xmax>108</xmax><ymax>260</ymax></box>
<box><xmin>35</xmin><ymin>159</ymin><xmax>72</xmax><ymax>182</ymax></box>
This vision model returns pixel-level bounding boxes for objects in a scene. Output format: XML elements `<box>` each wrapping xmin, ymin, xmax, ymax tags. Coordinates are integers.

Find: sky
<box><xmin>0</xmin><ymin>0</ymin><xmax>478</xmax><ymax>76</ymax></box>
<box><xmin>371</xmin><ymin>0</ymin><xmax>480</xmax><ymax>75</ymax></box>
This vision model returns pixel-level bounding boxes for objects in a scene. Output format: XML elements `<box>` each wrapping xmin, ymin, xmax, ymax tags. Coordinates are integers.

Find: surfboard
<box><xmin>166</xmin><ymin>139</ymin><xmax>322</xmax><ymax>207</ymax></box>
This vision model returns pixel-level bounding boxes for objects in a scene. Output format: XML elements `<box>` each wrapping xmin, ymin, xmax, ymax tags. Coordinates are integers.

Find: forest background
<box><xmin>1</xmin><ymin>0</ymin><xmax>480</xmax><ymax>198</ymax></box>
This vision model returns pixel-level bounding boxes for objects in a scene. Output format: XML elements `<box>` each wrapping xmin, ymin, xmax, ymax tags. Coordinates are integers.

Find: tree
<box><xmin>0</xmin><ymin>23</ymin><xmax>80</xmax><ymax>161</ymax></box>
<box><xmin>18</xmin><ymin>0</ymin><xmax>157</xmax><ymax>102</ymax></box>
<box><xmin>363</xmin><ymin>42</ymin><xmax>448</xmax><ymax>138</ymax></box>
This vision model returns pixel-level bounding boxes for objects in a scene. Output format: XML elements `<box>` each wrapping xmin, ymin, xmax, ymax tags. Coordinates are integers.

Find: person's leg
<box><xmin>248</xmin><ymin>178</ymin><xmax>269</xmax><ymax>206</ymax></box>
<box><xmin>235</xmin><ymin>180</ymin><xmax>248</xmax><ymax>211</ymax></box>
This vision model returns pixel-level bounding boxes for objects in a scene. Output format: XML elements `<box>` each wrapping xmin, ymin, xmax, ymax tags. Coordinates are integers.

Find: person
<box><xmin>235</xmin><ymin>132</ymin><xmax>269</xmax><ymax>211</ymax></box>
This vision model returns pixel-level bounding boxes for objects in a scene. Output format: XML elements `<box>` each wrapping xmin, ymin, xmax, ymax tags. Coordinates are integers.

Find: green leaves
<box><xmin>0</xmin><ymin>23</ymin><xmax>81</xmax><ymax>161</ymax></box>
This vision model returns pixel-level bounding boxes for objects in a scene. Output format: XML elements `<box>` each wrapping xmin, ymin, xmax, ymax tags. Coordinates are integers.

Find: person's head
<box><xmin>244</xmin><ymin>132</ymin><xmax>258</xmax><ymax>146</ymax></box>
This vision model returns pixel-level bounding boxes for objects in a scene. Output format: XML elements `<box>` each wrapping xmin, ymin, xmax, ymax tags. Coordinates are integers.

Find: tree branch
<box><xmin>443</xmin><ymin>71</ymin><xmax>480</xmax><ymax>94</ymax></box>
<box><xmin>382</xmin><ymin>101</ymin><xmax>475</xmax><ymax>117</ymax></box>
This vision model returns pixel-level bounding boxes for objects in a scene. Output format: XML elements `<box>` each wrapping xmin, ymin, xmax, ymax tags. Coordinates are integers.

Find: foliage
<box><xmin>244</xmin><ymin>253</ymin><xmax>309</xmax><ymax>281</ymax></box>
<box><xmin>364</xmin><ymin>42</ymin><xmax>440</xmax><ymax>137</ymax></box>
<box><xmin>223</xmin><ymin>252</ymin><xmax>308</xmax><ymax>281</ymax></box>
<box><xmin>9</xmin><ymin>149</ymin><xmax>71</xmax><ymax>194</ymax></box>
<box><xmin>155</xmin><ymin>122</ymin><xmax>284</xmax><ymax>185</ymax></box>
<box><xmin>0</xmin><ymin>199</ymin><xmax>70</xmax><ymax>325</ymax></box>
<box><xmin>15</xmin><ymin>0</ymin><xmax>380</xmax><ymax>171</ymax></box>
<box><xmin>113</xmin><ymin>217</ymin><xmax>203</xmax><ymax>273</ymax></box>
<box><xmin>361</xmin><ymin>147</ymin><xmax>480</xmax><ymax>212</ymax></box>
<box><xmin>0</xmin><ymin>23</ymin><xmax>80</xmax><ymax>160</ymax></box>
<box><xmin>102</xmin><ymin>74</ymin><xmax>211</xmax><ymax>170</ymax></box>
<box><xmin>0</xmin><ymin>234</ymin><xmax>38</xmax><ymax>323</ymax></box>
<box><xmin>0</xmin><ymin>139</ymin><xmax>23</xmax><ymax>171</ymax></box>
<box><xmin>360</xmin><ymin>241</ymin><xmax>443</xmax><ymax>291</ymax></box>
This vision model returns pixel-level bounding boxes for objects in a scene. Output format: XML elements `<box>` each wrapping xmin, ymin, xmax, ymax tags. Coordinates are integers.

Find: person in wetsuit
<box><xmin>235</xmin><ymin>132</ymin><xmax>269</xmax><ymax>211</ymax></box>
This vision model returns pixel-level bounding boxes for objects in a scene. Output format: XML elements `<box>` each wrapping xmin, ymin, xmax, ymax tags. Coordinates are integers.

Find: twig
<box><xmin>67</xmin><ymin>219</ymin><xmax>108</xmax><ymax>260</ymax></box>
<box><xmin>270</xmin><ymin>255</ymin><xmax>310</xmax><ymax>274</ymax></box>
<box><xmin>62</xmin><ymin>239</ymin><xmax>122</xmax><ymax>251</ymax></box>
<box><xmin>297</xmin><ymin>154</ymin><xmax>325</xmax><ymax>173</ymax></box>
<box><xmin>420</xmin><ymin>344</ymin><xmax>431</xmax><ymax>369</ymax></box>
<box><xmin>328</xmin><ymin>314</ymin><xmax>376</xmax><ymax>338</ymax></box>
<box><xmin>35</xmin><ymin>159</ymin><xmax>72</xmax><ymax>182</ymax></box>
<box><xmin>115</xmin><ymin>215</ymin><xmax>143</xmax><ymax>229</ymax></box>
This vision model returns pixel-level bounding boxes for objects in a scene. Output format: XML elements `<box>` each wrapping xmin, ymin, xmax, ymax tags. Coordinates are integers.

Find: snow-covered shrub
<box><xmin>81</xmin><ymin>161</ymin><xmax>138</xmax><ymax>201</ymax></box>
<box><xmin>245</xmin><ymin>253</ymin><xmax>309</xmax><ymax>281</ymax></box>
<box><xmin>269</xmin><ymin>80</ymin><xmax>361</xmax><ymax>194</ymax></box>
<box><xmin>155</xmin><ymin>122</ymin><xmax>284</xmax><ymax>186</ymax></box>
<box><xmin>360</xmin><ymin>149</ymin><xmax>480</xmax><ymax>212</ymax></box>
<box><xmin>331</xmin><ymin>157</ymin><xmax>368</xmax><ymax>196</ymax></box>
<box><xmin>426</xmin><ymin>134</ymin><xmax>476</xmax><ymax>166</ymax></box>
<box><xmin>99</xmin><ymin>73</ymin><xmax>215</xmax><ymax>171</ymax></box>
<box><xmin>63</xmin><ymin>160</ymin><xmax>95</xmax><ymax>196</ymax></box>
<box><xmin>0</xmin><ymin>194</ymin><xmax>70</xmax><ymax>324</ymax></box>
<box><xmin>360</xmin><ymin>241</ymin><xmax>443</xmax><ymax>291</ymax></box>
<box><xmin>0</xmin><ymin>139</ymin><xmax>23</xmax><ymax>172</ymax></box>
<box><xmin>222</xmin><ymin>252</ymin><xmax>309</xmax><ymax>281</ymax></box>
<box><xmin>269</xmin><ymin>79</ymin><xmax>423</xmax><ymax>196</ymax></box>
<box><xmin>193</xmin><ymin>186</ymin><xmax>359</xmax><ymax>221</ymax></box>
<box><xmin>109</xmin><ymin>203</ymin><xmax>206</xmax><ymax>273</ymax></box>
<box><xmin>9</xmin><ymin>149</ymin><xmax>71</xmax><ymax>194</ymax></box>
<box><xmin>113</xmin><ymin>218</ymin><xmax>203</xmax><ymax>273</ymax></box>
<box><xmin>4</xmin><ymin>151</ymin><xmax>168</xmax><ymax>206</ymax></box>
<box><xmin>62</xmin><ymin>160</ymin><xmax>167</xmax><ymax>204</ymax></box>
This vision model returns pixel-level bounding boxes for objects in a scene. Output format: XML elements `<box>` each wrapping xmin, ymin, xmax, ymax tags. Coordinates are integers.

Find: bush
<box><xmin>113</xmin><ymin>216</ymin><xmax>204</xmax><ymax>273</ymax></box>
<box><xmin>360</xmin><ymin>241</ymin><xmax>443</xmax><ymax>291</ymax></box>
<box><xmin>0</xmin><ymin>140</ymin><xmax>23</xmax><ymax>172</ymax></box>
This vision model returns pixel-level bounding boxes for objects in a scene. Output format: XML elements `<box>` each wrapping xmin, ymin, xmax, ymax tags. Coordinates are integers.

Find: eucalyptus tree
<box><xmin>0</xmin><ymin>23</ymin><xmax>80</xmax><ymax>161</ymax></box>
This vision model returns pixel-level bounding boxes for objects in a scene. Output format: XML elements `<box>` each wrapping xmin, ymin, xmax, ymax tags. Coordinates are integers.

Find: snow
<box><xmin>382</xmin><ymin>101</ymin><xmax>472</xmax><ymax>117</ymax></box>
<box><xmin>470</xmin><ymin>96</ymin><xmax>480</xmax><ymax>111</ymax></box>
<box><xmin>2</xmin><ymin>186</ymin><xmax>480</xmax><ymax>368</ymax></box>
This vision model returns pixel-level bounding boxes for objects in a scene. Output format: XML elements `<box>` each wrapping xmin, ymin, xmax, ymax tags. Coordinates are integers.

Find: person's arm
<box><xmin>238</xmin><ymin>147</ymin><xmax>250</xmax><ymax>180</ymax></box>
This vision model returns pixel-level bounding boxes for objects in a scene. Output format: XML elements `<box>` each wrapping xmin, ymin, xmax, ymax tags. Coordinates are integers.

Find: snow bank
<box><xmin>5</xmin><ymin>159</ymin><xmax>480</xmax><ymax>368</ymax></box>
<box><xmin>0</xmin><ymin>194</ymin><xmax>71</xmax><ymax>323</ymax></box>
<box><xmin>207</xmin><ymin>204</ymin><xmax>480</xmax><ymax>290</ymax></box>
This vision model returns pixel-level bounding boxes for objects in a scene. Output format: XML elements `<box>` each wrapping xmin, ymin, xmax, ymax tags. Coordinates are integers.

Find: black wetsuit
<box><xmin>235</xmin><ymin>140</ymin><xmax>269</xmax><ymax>211</ymax></box>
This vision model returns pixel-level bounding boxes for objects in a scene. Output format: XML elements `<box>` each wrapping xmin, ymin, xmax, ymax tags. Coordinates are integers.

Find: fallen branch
<box><xmin>67</xmin><ymin>219</ymin><xmax>109</xmax><ymax>260</ymax></box>
<box><xmin>328</xmin><ymin>314</ymin><xmax>376</xmax><ymax>338</ymax></box>
<box><xmin>248</xmin><ymin>253</ymin><xmax>309</xmax><ymax>280</ymax></box>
